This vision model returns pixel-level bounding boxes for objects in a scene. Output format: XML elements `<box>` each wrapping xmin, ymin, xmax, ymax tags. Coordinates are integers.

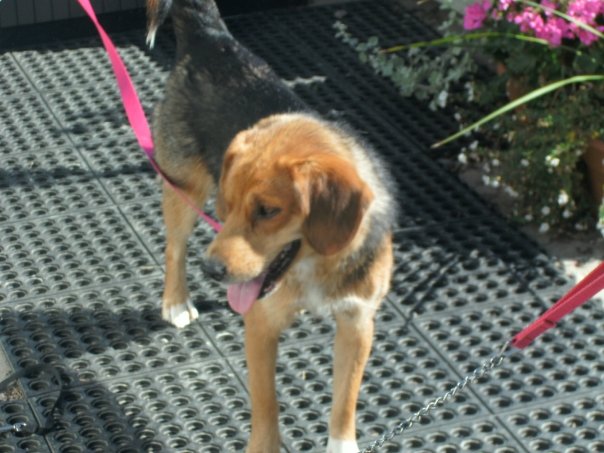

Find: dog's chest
<box><xmin>290</xmin><ymin>257</ymin><xmax>332</xmax><ymax>315</ymax></box>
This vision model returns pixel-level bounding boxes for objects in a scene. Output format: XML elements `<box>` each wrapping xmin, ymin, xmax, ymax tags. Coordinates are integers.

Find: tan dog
<box><xmin>148</xmin><ymin>1</ymin><xmax>396</xmax><ymax>451</ymax></box>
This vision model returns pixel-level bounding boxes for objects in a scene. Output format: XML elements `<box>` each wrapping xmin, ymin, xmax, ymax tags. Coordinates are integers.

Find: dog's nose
<box><xmin>202</xmin><ymin>258</ymin><xmax>227</xmax><ymax>282</ymax></box>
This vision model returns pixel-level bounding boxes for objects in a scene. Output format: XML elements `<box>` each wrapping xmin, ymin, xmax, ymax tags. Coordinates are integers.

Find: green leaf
<box><xmin>506</xmin><ymin>52</ymin><xmax>537</xmax><ymax>74</ymax></box>
<box><xmin>432</xmin><ymin>75</ymin><xmax>604</xmax><ymax>148</ymax></box>
<box><xmin>380</xmin><ymin>31</ymin><xmax>548</xmax><ymax>54</ymax></box>
<box><xmin>574</xmin><ymin>52</ymin><xmax>601</xmax><ymax>73</ymax></box>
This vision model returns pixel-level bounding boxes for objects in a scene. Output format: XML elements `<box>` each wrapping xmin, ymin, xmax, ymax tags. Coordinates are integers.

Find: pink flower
<box><xmin>540</xmin><ymin>0</ymin><xmax>557</xmax><ymax>16</ymax></box>
<box><xmin>575</xmin><ymin>27</ymin><xmax>601</xmax><ymax>45</ymax></box>
<box><xmin>464</xmin><ymin>0</ymin><xmax>492</xmax><ymax>30</ymax></box>
<box><xmin>511</xmin><ymin>7</ymin><xmax>544</xmax><ymax>34</ymax></box>
<box><xmin>497</xmin><ymin>0</ymin><xmax>515</xmax><ymax>12</ymax></box>
<box><xmin>475</xmin><ymin>0</ymin><xmax>603</xmax><ymax>46</ymax></box>
<box><xmin>492</xmin><ymin>0</ymin><xmax>514</xmax><ymax>20</ymax></box>
<box><xmin>504</xmin><ymin>0</ymin><xmax>603</xmax><ymax>47</ymax></box>
<box><xmin>567</xmin><ymin>0</ymin><xmax>604</xmax><ymax>45</ymax></box>
<box><xmin>534</xmin><ymin>18</ymin><xmax>571</xmax><ymax>46</ymax></box>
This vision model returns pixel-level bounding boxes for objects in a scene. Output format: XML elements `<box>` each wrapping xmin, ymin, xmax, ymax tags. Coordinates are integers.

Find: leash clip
<box><xmin>511</xmin><ymin>318</ymin><xmax>557</xmax><ymax>349</ymax></box>
<box><xmin>0</xmin><ymin>422</ymin><xmax>28</xmax><ymax>434</ymax></box>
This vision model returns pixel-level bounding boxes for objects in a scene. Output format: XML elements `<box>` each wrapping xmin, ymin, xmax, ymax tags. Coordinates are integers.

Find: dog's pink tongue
<box><xmin>227</xmin><ymin>275</ymin><xmax>265</xmax><ymax>315</ymax></box>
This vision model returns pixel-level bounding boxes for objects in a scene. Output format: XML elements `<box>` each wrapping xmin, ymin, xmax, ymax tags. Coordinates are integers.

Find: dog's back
<box><xmin>149</xmin><ymin>0</ymin><xmax>306</xmax><ymax>180</ymax></box>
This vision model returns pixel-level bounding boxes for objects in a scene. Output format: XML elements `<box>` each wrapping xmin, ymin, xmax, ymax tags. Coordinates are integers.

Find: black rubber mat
<box><xmin>1</xmin><ymin>1</ymin><xmax>603</xmax><ymax>452</ymax></box>
<box><xmin>0</xmin><ymin>0</ymin><xmax>146</xmax><ymax>27</ymax></box>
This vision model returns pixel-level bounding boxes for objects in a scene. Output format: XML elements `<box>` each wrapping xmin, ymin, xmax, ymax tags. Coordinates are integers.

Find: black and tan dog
<box><xmin>146</xmin><ymin>1</ymin><xmax>396</xmax><ymax>451</ymax></box>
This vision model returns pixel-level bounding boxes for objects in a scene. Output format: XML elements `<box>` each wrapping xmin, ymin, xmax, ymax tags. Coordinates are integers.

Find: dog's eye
<box><xmin>256</xmin><ymin>204</ymin><xmax>281</xmax><ymax>220</ymax></box>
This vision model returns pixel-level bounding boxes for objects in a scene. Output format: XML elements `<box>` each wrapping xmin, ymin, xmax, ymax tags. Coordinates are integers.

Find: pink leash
<box><xmin>76</xmin><ymin>0</ymin><xmax>222</xmax><ymax>232</ymax></box>
<box><xmin>76</xmin><ymin>0</ymin><xmax>604</xmax><ymax>346</ymax></box>
<box><xmin>512</xmin><ymin>261</ymin><xmax>604</xmax><ymax>348</ymax></box>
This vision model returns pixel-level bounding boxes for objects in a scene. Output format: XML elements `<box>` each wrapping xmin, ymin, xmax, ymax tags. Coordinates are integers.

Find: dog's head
<box><xmin>206</xmin><ymin>115</ymin><xmax>373</xmax><ymax>314</ymax></box>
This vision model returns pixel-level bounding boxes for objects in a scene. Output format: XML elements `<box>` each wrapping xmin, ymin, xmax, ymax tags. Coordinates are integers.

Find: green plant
<box><xmin>336</xmin><ymin>0</ymin><xmax>604</xmax><ymax>234</ymax></box>
<box><xmin>334</xmin><ymin>2</ymin><xmax>478</xmax><ymax>110</ymax></box>
<box><xmin>465</xmin><ymin>86</ymin><xmax>601</xmax><ymax>233</ymax></box>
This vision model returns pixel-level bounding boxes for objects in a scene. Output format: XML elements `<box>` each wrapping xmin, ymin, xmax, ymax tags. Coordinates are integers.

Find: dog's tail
<box><xmin>146</xmin><ymin>0</ymin><xmax>173</xmax><ymax>48</ymax></box>
<box><xmin>146</xmin><ymin>0</ymin><xmax>228</xmax><ymax>49</ymax></box>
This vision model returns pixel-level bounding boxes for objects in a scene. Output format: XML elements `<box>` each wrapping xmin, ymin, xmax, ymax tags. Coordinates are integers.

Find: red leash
<box><xmin>512</xmin><ymin>261</ymin><xmax>604</xmax><ymax>348</ymax></box>
<box><xmin>76</xmin><ymin>0</ymin><xmax>604</xmax><ymax>346</ymax></box>
<box><xmin>76</xmin><ymin>0</ymin><xmax>222</xmax><ymax>232</ymax></box>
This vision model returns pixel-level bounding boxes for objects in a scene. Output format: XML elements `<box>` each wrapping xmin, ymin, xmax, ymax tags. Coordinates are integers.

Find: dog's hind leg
<box><xmin>161</xmin><ymin>171</ymin><xmax>213</xmax><ymax>328</ymax></box>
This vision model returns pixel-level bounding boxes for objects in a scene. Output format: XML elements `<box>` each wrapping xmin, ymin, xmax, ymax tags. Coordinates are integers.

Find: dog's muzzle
<box><xmin>202</xmin><ymin>258</ymin><xmax>228</xmax><ymax>282</ymax></box>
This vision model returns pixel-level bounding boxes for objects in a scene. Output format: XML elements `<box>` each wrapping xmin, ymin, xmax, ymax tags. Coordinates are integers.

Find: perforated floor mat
<box><xmin>1</xmin><ymin>1</ymin><xmax>603</xmax><ymax>452</ymax></box>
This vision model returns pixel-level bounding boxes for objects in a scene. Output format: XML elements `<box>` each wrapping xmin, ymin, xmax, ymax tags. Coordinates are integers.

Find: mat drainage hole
<box><xmin>167</xmin><ymin>437</ymin><xmax>188</xmax><ymax>449</ymax></box>
<box><xmin>461</xmin><ymin>439</ymin><xmax>482</xmax><ymax>450</ymax></box>
<box><xmin>530</xmin><ymin>439</ymin><xmax>552</xmax><ymax>451</ymax></box>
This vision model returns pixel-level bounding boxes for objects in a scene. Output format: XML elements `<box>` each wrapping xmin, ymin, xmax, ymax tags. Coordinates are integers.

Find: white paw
<box><xmin>162</xmin><ymin>300</ymin><xmax>199</xmax><ymax>328</ymax></box>
<box><xmin>326</xmin><ymin>438</ymin><xmax>359</xmax><ymax>453</ymax></box>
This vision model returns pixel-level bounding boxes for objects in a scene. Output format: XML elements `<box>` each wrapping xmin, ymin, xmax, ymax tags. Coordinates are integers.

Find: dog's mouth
<box><xmin>226</xmin><ymin>240</ymin><xmax>301</xmax><ymax>315</ymax></box>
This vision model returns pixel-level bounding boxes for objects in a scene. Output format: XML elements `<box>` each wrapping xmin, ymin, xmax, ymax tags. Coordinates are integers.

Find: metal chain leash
<box><xmin>359</xmin><ymin>340</ymin><xmax>512</xmax><ymax>453</ymax></box>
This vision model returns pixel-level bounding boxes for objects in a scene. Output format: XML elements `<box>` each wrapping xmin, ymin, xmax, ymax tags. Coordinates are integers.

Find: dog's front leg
<box><xmin>328</xmin><ymin>307</ymin><xmax>375</xmax><ymax>453</ymax></box>
<box><xmin>161</xmin><ymin>183</ymin><xmax>200</xmax><ymax>328</ymax></box>
<box><xmin>244</xmin><ymin>301</ymin><xmax>284</xmax><ymax>453</ymax></box>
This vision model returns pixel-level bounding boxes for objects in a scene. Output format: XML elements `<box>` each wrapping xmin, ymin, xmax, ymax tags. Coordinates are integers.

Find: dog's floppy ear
<box><xmin>216</xmin><ymin>152</ymin><xmax>236</xmax><ymax>220</ymax></box>
<box><xmin>294</xmin><ymin>155</ymin><xmax>373</xmax><ymax>255</ymax></box>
